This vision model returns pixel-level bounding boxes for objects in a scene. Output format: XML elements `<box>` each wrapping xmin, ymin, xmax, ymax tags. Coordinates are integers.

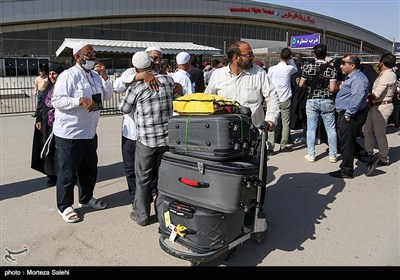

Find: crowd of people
<box><xmin>31</xmin><ymin>40</ymin><xmax>400</xmax><ymax>225</ymax></box>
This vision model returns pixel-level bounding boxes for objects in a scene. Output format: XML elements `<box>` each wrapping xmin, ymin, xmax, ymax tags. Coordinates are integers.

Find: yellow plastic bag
<box><xmin>173</xmin><ymin>93</ymin><xmax>240</xmax><ymax>115</ymax></box>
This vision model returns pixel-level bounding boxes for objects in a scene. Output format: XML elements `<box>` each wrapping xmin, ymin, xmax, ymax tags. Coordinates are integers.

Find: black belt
<box><xmin>371</xmin><ymin>100</ymin><xmax>392</xmax><ymax>106</ymax></box>
<box><xmin>337</xmin><ymin>108</ymin><xmax>366</xmax><ymax>116</ymax></box>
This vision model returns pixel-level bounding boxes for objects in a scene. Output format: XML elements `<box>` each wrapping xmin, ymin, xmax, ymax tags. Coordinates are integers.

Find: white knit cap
<box><xmin>176</xmin><ymin>52</ymin><xmax>190</xmax><ymax>65</ymax></box>
<box><xmin>73</xmin><ymin>41</ymin><xmax>89</xmax><ymax>55</ymax></box>
<box><xmin>131</xmin><ymin>51</ymin><xmax>151</xmax><ymax>69</ymax></box>
<box><xmin>145</xmin><ymin>46</ymin><xmax>163</xmax><ymax>54</ymax></box>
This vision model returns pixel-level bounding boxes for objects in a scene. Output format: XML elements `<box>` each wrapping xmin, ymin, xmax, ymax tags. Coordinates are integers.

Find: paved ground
<box><xmin>0</xmin><ymin>114</ymin><xmax>399</xmax><ymax>268</ymax></box>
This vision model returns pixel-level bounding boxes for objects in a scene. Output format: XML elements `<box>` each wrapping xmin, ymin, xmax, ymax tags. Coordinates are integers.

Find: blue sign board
<box><xmin>394</xmin><ymin>42</ymin><xmax>400</xmax><ymax>53</ymax></box>
<box><xmin>291</xmin><ymin>34</ymin><xmax>320</xmax><ymax>49</ymax></box>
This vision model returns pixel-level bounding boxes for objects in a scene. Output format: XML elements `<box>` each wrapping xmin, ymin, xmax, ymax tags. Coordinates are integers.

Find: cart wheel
<box><xmin>256</xmin><ymin>238</ymin><xmax>265</xmax><ymax>244</ymax></box>
<box><xmin>252</xmin><ymin>231</ymin><xmax>267</xmax><ymax>244</ymax></box>
<box><xmin>190</xmin><ymin>261</ymin><xmax>201</xmax><ymax>266</ymax></box>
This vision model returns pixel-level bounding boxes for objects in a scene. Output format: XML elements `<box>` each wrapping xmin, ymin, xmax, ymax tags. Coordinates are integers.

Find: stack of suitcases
<box><xmin>157</xmin><ymin>112</ymin><xmax>262</xmax><ymax>253</ymax></box>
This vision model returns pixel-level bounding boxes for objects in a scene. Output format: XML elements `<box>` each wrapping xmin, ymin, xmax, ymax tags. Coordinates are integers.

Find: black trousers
<box><xmin>55</xmin><ymin>135</ymin><xmax>98</xmax><ymax>213</ymax></box>
<box><xmin>121</xmin><ymin>136</ymin><xmax>136</xmax><ymax>202</ymax></box>
<box><xmin>337</xmin><ymin>110</ymin><xmax>367</xmax><ymax>176</ymax></box>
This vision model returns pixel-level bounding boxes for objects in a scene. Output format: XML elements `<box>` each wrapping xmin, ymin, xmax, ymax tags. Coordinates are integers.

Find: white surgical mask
<box><xmin>80</xmin><ymin>58</ymin><xmax>96</xmax><ymax>71</ymax></box>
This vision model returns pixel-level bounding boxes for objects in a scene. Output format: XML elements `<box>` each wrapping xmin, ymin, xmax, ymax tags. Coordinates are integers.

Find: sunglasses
<box><xmin>150</xmin><ymin>56</ymin><xmax>162</xmax><ymax>62</ymax></box>
<box><xmin>341</xmin><ymin>60</ymin><xmax>353</xmax><ymax>65</ymax></box>
<box><xmin>237</xmin><ymin>53</ymin><xmax>255</xmax><ymax>59</ymax></box>
<box><xmin>80</xmin><ymin>52</ymin><xmax>96</xmax><ymax>59</ymax></box>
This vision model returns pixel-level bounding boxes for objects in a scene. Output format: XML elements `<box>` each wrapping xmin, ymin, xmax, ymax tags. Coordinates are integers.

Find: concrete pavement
<box><xmin>0</xmin><ymin>114</ymin><xmax>399</xmax><ymax>267</ymax></box>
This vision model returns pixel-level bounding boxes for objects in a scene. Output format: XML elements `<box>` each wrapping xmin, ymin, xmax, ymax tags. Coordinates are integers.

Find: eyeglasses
<box><xmin>341</xmin><ymin>60</ymin><xmax>353</xmax><ymax>66</ymax></box>
<box><xmin>150</xmin><ymin>56</ymin><xmax>162</xmax><ymax>62</ymax></box>
<box><xmin>80</xmin><ymin>52</ymin><xmax>96</xmax><ymax>59</ymax></box>
<box><xmin>237</xmin><ymin>53</ymin><xmax>255</xmax><ymax>59</ymax></box>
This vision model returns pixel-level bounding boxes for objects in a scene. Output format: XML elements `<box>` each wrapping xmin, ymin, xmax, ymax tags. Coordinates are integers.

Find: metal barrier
<box><xmin>0</xmin><ymin>76</ymin><xmax>121</xmax><ymax>116</ymax></box>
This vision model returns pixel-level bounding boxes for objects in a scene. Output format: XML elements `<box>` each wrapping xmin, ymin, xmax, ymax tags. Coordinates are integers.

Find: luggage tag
<box><xmin>168</xmin><ymin>224</ymin><xmax>177</xmax><ymax>243</ymax></box>
<box><xmin>164</xmin><ymin>211</ymin><xmax>171</xmax><ymax>228</ymax></box>
<box><xmin>175</xmin><ymin>224</ymin><xmax>188</xmax><ymax>238</ymax></box>
<box><xmin>197</xmin><ymin>162</ymin><xmax>204</xmax><ymax>174</ymax></box>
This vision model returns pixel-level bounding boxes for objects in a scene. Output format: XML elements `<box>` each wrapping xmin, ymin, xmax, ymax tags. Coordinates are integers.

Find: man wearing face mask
<box><xmin>51</xmin><ymin>42</ymin><xmax>113</xmax><ymax>223</ymax></box>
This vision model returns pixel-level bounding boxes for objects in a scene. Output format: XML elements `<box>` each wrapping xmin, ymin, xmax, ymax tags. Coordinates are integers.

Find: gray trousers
<box><xmin>268</xmin><ymin>98</ymin><xmax>292</xmax><ymax>150</ymax></box>
<box><xmin>363</xmin><ymin>104</ymin><xmax>394</xmax><ymax>163</ymax></box>
<box><xmin>133</xmin><ymin>140</ymin><xmax>168</xmax><ymax>224</ymax></box>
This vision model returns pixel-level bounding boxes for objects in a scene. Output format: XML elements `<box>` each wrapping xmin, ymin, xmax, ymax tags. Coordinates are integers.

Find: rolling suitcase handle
<box><xmin>178</xmin><ymin>177</ymin><xmax>210</xmax><ymax>188</ymax></box>
<box><xmin>253</xmin><ymin>122</ymin><xmax>269</xmax><ymax>235</ymax></box>
<box><xmin>258</xmin><ymin>122</ymin><xmax>269</xmax><ymax>181</ymax></box>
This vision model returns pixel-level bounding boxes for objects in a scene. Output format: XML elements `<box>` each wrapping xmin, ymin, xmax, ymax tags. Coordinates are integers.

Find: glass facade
<box><xmin>1</xmin><ymin>17</ymin><xmax>375</xmax><ymax>76</ymax></box>
<box><xmin>0</xmin><ymin>57</ymin><xmax>49</xmax><ymax>77</ymax></box>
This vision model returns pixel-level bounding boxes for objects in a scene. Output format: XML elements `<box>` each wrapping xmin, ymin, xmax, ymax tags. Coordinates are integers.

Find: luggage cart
<box><xmin>158</xmin><ymin>124</ymin><xmax>269</xmax><ymax>266</ymax></box>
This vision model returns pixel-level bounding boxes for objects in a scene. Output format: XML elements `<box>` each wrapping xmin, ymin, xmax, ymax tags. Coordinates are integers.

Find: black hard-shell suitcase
<box><xmin>168</xmin><ymin>114</ymin><xmax>259</xmax><ymax>161</ymax></box>
<box><xmin>157</xmin><ymin>195</ymin><xmax>244</xmax><ymax>253</ymax></box>
<box><xmin>158</xmin><ymin>152</ymin><xmax>261</xmax><ymax>213</ymax></box>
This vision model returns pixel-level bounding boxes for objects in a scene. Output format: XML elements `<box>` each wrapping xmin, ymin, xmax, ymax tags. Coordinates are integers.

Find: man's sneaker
<box><xmin>357</xmin><ymin>150</ymin><xmax>373</xmax><ymax>163</ymax></box>
<box><xmin>377</xmin><ymin>160</ymin><xmax>389</xmax><ymax>166</ymax></box>
<box><xmin>329</xmin><ymin>155</ymin><xmax>338</xmax><ymax>163</ymax></box>
<box><xmin>365</xmin><ymin>158</ymin><xmax>379</xmax><ymax>176</ymax></box>
<box><xmin>279</xmin><ymin>146</ymin><xmax>292</xmax><ymax>153</ymax></box>
<box><xmin>129</xmin><ymin>210</ymin><xmax>149</xmax><ymax>227</ymax></box>
<box><xmin>293</xmin><ymin>137</ymin><xmax>306</xmax><ymax>144</ymax></box>
<box><xmin>304</xmin><ymin>154</ymin><xmax>315</xmax><ymax>162</ymax></box>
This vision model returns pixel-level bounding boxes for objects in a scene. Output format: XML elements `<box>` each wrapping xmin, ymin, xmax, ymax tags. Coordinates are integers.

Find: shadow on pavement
<box><xmin>198</xmin><ymin>165</ymin><xmax>346</xmax><ymax>266</ymax></box>
<box><xmin>0</xmin><ymin>162</ymin><xmax>125</xmax><ymax>201</ymax></box>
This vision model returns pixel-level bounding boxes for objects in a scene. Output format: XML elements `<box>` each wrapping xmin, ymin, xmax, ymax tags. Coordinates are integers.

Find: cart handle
<box><xmin>178</xmin><ymin>177</ymin><xmax>209</xmax><ymax>188</ymax></box>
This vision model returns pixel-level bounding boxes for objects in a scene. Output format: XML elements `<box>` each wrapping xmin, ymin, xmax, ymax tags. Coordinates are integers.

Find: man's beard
<box><xmin>238</xmin><ymin>59</ymin><xmax>252</xmax><ymax>70</ymax></box>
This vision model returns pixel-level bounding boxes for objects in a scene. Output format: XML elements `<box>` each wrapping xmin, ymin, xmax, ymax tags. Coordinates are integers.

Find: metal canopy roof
<box><xmin>56</xmin><ymin>38</ymin><xmax>221</xmax><ymax>57</ymax></box>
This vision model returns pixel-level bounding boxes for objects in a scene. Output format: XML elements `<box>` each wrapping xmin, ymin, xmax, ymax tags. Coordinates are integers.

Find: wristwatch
<box><xmin>345</xmin><ymin>115</ymin><xmax>351</xmax><ymax>121</ymax></box>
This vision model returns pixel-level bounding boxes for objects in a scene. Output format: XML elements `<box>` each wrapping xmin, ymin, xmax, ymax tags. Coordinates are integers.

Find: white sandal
<box><xmin>58</xmin><ymin>206</ymin><xmax>80</xmax><ymax>223</ymax></box>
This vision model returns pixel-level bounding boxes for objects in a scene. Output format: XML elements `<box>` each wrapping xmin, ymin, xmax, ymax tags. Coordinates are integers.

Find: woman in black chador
<box><xmin>31</xmin><ymin>64</ymin><xmax>64</xmax><ymax>186</ymax></box>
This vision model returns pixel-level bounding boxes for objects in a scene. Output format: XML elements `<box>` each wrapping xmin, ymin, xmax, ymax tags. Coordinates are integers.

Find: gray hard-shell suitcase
<box><xmin>157</xmin><ymin>195</ymin><xmax>245</xmax><ymax>253</ymax></box>
<box><xmin>168</xmin><ymin>114</ymin><xmax>259</xmax><ymax>161</ymax></box>
<box><xmin>158</xmin><ymin>152</ymin><xmax>261</xmax><ymax>213</ymax></box>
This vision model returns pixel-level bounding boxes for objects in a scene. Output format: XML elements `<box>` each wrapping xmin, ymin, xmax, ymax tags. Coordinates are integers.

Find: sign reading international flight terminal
<box><xmin>229</xmin><ymin>7</ymin><xmax>316</xmax><ymax>24</ymax></box>
<box><xmin>291</xmin><ymin>34</ymin><xmax>320</xmax><ymax>49</ymax></box>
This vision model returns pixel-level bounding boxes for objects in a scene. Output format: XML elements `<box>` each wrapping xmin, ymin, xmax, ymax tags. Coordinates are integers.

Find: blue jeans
<box><xmin>306</xmin><ymin>99</ymin><xmax>337</xmax><ymax>157</ymax></box>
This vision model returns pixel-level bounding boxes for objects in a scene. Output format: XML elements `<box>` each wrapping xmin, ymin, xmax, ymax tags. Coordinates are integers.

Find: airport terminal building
<box><xmin>0</xmin><ymin>0</ymin><xmax>394</xmax><ymax>76</ymax></box>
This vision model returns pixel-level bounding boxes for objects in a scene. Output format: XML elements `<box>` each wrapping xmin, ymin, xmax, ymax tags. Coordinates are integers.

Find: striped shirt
<box><xmin>119</xmin><ymin>74</ymin><xmax>174</xmax><ymax>147</ymax></box>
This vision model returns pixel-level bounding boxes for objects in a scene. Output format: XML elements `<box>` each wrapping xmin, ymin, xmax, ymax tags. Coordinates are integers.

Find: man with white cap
<box><xmin>51</xmin><ymin>42</ymin><xmax>113</xmax><ymax>223</ymax></box>
<box><xmin>170</xmin><ymin>51</ymin><xmax>194</xmax><ymax>95</ymax></box>
<box><xmin>114</xmin><ymin>46</ymin><xmax>164</xmax><ymax>93</ymax></box>
<box><xmin>119</xmin><ymin>52</ymin><xmax>174</xmax><ymax>227</ymax></box>
<box><xmin>113</xmin><ymin>46</ymin><xmax>166</xmax><ymax>213</ymax></box>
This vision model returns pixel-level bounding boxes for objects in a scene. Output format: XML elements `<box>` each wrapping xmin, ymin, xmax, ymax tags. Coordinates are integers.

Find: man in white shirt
<box><xmin>113</xmin><ymin>46</ymin><xmax>164</xmax><ymax>214</ymax></box>
<box><xmin>119</xmin><ymin>52</ymin><xmax>174</xmax><ymax>227</ymax></box>
<box><xmin>205</xmin><ymin>40</ymin><xmax>280</xmax><ymax>211</ymax></box>
<box><xmin>170</xmin><ymin>52</ymin><xmax>194</xmax><ymax>95</ymax></box>
<box><xmin>51</xmin><ymin>42</ymin><xmax>113</xmax><ymax>223</ymax></box>
<box><xmin>267</xmin><ymin>48</ymin><xmax>298</xmax><ymax>153</ymax></box>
